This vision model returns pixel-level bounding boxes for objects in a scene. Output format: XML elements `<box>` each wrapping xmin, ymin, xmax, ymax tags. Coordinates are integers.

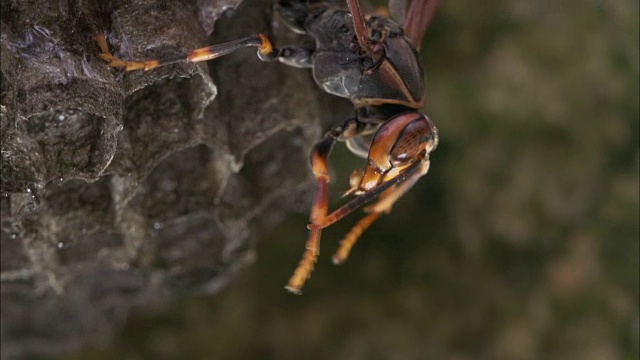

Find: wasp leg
<box><xmin>274</xmin><ymin>46</ymin><xmax>314</xmax><ymax>68</ymax></box>
<box><xmin>332</xmin><ymin>159</ymin><xmax>429</xmax><ymax>264</ymax></box>
<box><xmin>285</xmin><ymin>118</ymin><xmax>369</xmax><ymax>294</ymax></box>
<box><xmin>96</xmin><ymin>32</ymin><xmax>314</xmax><ymax>71</ymax></box>
<box><xmin>275</xmin><ymin>0</ymin><xmax>310</xmax><ymax>34</ymax></box>
<box><xmin>285</xmin><ymin>134</ymin><xmax>335</xmax><ymax>295</ymax></box>
<box><xmin>94</xmin><ymin>33</ymin><xmax>276</xmax><ymax>71</ymax></box>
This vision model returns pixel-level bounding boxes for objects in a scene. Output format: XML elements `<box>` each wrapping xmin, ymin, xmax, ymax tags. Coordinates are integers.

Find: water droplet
<box><xmin>57</xmin><ymin>114</ymin><xmax>65</xmax><ymax>121</ymax></box>
<box><xmin>57</xmin><ymin>242</ymin><xmax>64</xmax><ymax>249</ymax></box>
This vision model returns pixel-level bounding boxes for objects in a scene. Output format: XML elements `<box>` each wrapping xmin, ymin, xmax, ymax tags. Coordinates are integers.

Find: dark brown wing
<box><xmin>389</xmin><ymin>0</ymin><xmax>441</xmax><ymax>51</ymax></box>
<box><xmin>347</xmin><ymin>0</ymin><xmax>375</xmax><ymax>55</ymax></box>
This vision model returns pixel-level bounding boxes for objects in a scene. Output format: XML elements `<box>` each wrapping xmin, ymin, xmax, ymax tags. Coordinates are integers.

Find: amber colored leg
<box><xmin>94</xmin><ymin>33</ymin><xmax>274</xmax><ymax>71</ymax></box>
<box><xmin>285</xmin><ymin>135</ymin><xmax>335</xmax><ymax>294</ymax></box>
<box><xmin>331</xmin><ymin>159</ymin><xmax>431</xmax><ymax>264</ymax></box>
<box><xmin>284</xmin><ymin>223</ymin><xmax>323</xmax><ymax>295</ymax></box>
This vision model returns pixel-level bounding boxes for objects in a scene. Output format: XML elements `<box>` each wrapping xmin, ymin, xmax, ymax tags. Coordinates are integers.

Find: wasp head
<box><xmin>353</xmin><ymin>112</ymin><xmax>438</xmax><ymax>195</ymax></box>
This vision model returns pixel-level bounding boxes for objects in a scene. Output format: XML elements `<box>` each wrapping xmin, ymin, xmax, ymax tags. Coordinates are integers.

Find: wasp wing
<box><xmin>389</xmin><ymin>0</ymin><xmax>441</xmax><ymax>51</ymax></box>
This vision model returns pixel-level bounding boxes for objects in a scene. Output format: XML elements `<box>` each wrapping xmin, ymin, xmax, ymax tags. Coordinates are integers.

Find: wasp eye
<box><xmin>389</xmin><ymin>117</ymin><xmax>433</xmax><ymax>166</ymax></box>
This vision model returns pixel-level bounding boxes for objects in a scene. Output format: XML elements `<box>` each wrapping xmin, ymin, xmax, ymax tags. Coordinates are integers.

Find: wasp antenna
<box><xmin>309</xmin><ymin>180</ymin><xmax>392</xmax><ymax>230</ymax></box>
<box><xmin>310</xmin><ymin>158</ymin><xmax>424</xmax><ymax>231</ymax></box>
<box><xmin>332</xmin><ymin>211</ymin><xmax>382</xmax><ymax>264</ymax></box>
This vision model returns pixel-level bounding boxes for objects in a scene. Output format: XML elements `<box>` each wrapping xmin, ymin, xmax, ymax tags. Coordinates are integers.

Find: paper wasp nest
<box><xmin>1</xmin><ymin>0</ymin><xmax>321</xmax><ymax>357</ymax></box>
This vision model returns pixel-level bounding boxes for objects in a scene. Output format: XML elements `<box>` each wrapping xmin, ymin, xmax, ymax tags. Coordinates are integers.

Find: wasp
<box><xmin>96</xmin><ymin>0</ymin><xmax>441</xmax><ymax>294</ymax></box>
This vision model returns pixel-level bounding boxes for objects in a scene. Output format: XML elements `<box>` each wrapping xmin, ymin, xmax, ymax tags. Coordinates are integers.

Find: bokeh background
<box><xmin>57</xmin><ymin>0</ymin><xmax>638</xmax><ymax>358</ymax></box>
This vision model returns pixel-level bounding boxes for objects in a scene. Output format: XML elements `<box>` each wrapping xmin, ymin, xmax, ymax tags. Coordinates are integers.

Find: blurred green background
<box><xmin>67</xmin><ymin>0</ymin><xmax>638</xmax><ymax>359</ymax></box>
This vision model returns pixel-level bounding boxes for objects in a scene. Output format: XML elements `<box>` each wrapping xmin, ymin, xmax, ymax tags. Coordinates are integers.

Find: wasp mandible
<box><xmin>96</xmin><ymin>0</ymin><xmax>441</xmax><ymax>294</ymax></box>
